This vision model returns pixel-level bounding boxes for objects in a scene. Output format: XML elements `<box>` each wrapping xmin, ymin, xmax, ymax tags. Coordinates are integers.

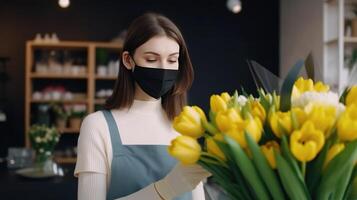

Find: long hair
<box><xmin>104</xmin><ymin>12</ymin><xmax>194</xmax><ymax>120</ymax></box>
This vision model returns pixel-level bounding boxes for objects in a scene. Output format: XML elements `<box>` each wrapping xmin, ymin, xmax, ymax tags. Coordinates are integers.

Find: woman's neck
<box><xmin>125</xmin><ymin>83</ymin><xmax>162</xmax><ymax>114</ymax></box>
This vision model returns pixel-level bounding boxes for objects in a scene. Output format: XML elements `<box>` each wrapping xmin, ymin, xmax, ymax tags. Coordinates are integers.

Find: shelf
<box><xmin>28</xmin><ymin>41</ymin><xmax>90</xmax><ymax>49</ymax></box>
<box><xmin>93</xmin><ymin>41</ymin><xmax>123</xmax><ymax>49</ymax></box>
<box><xmin>94</xmin><ymin>99</ymin><xmax>107</xmax><ymax>104</ymax></box>
<box><xmin>323</xmin><ymin>37</ymin><xmax>357</xmax><ymax>44</ymax></box>
<box><xmin>95</xmin><ymin>75</ymin><xmax>117</xmax><ymax>80</ymax></box>
<box><xmin>28</xmin><ymin>40</ymin><xmax>123</xmax><ymax>50</ymax></box>
<box><xmin>58</xmin><ymin>128</ymin><xmax>80</xmax><ymax>134</ymax></box>
<box><xmin>30</xmin><ymin>73</ymin><xmax>88</xmax><ymax>79</ymax></box>
<box><xmin>25</xmin><ymin>40</ymin><xmax>124</xmax><ymax>153</ymax></box>
<box><xmin>54</xmin><ymin>157</ymin><xmax>77</xmax><ymax>164</ymax></box>
<box><xmin>344</xmin><ymin>37</ymin><xmax>357</xmax><ymax>43</ymax></box>
<box><xmin>30</xmin><ymin>98</ymin><xmax>88</xmax><ymax>104</ymax></box>
<box><xmin>325</xmin><ymin>38</ymin><xmax>338</xmax><ymax>44</ymax></box>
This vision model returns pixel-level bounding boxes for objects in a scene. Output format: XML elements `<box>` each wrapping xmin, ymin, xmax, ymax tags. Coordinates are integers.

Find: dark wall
<box><xmin>0</xmin><ymin>0</ymin><xmax>279</xmax><ymax>156</ymax></box>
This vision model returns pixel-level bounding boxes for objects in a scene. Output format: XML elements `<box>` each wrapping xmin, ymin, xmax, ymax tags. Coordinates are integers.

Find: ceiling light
<box><xmin>227</xmin><ymin>0</ymin><xmax>242</xmax><ymax>14</ymax></box>
<box><xmin>58</xmin><ymin>0</ymin><xmax>70</xmax><ymax>8</ymax></box>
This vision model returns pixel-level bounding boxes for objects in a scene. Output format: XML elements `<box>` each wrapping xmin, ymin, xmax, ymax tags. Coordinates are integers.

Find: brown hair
<box><xmin>104</xmin><ymin>12</ymin><xmax>194</xmax><ymax>120</ymax></box>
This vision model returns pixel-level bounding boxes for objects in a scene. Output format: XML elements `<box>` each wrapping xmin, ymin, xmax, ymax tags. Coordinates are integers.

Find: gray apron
<box><xmin>102</xmin><ymin>110</ymin><xmax>192</xmax><ymax>200</ymax></box>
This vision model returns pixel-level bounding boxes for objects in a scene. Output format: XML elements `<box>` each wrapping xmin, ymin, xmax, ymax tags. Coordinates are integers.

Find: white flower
<box><xmin>292</xmin><ymin>91</ymin><xmax>345</xmax><ymax>116</ymax></box>
<box><xmin>45</xmin><ymin>151</ymin><xmax>51</xmax><ymax>156</ymax></box>
<box><xmin>73</xmin><ymin>104</ymin><xmax>86</xmax><ymax>112</ymax></box>
<box><xmin>39</xmin><ymin>148</ymin><xmax>44</xmax><ymax>153</ymax></box>
<box><xmin>237</xmin><ymin>95</ymin><xmax>248</xmax><ymax>106</ymax></box>
<box><xmin>35</xmin><ymin>137</ymin><xmax>41</xmax><ymax>143</ymax></box>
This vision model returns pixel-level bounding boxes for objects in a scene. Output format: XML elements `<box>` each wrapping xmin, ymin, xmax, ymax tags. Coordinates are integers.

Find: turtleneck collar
<box><xmin>127</xmin><ymin>98</ymin><xmax>163</xmax><ymax>114</ymax></box>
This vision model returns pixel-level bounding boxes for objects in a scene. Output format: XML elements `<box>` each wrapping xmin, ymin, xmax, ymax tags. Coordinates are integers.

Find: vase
<box><xmin>69</xmin><ymin>117</ymin><xmax>81</xmax><ymax>129</ymax></box>
<box><xmin>34</xmin><ymin>153</ymin><xmax>54</xmax><ymax>174</ymax></box>
<box><xmin>56</xmin><ymin>118</ymin><xmax>67</xmax><ymax>131</ymax></box>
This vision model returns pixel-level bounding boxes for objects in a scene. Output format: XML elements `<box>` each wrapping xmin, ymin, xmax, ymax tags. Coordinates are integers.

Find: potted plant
<box><xmin>69</xmin><ymin>104</ymin><xmax>86</xmax><ymax>130</ymax></box>
<box><xmin>29</xmin><ymin>124</ymin><xmax>60</xmax><ymax>170</ymax></box>
<box><xmin>51</xmin><ymin>103</ymin><xmax>68</xmax><ymax>130</ymax></box>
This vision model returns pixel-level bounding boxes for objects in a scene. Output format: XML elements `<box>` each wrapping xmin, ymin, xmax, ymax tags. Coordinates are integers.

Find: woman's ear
<box><xmin>122</xmin><ymin>51</ymin><xmax>135</xmax><ymax>70</ymax></box>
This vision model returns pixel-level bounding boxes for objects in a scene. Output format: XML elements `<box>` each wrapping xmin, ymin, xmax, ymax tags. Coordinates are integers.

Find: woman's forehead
<box><xmin>136</xmin><ymin>36</ymin><xmax>180</xmax><ymax>56</ymax></box>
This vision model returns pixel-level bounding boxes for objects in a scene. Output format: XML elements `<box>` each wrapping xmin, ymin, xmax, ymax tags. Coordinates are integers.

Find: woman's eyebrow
<box><xmin>169</xmin><ymin>52</ymin><xmax>179</xmax><ymax>56</ymax></box>
<box><xmin>144</xmin><ymin>51</ymin><xmax>179</xmax><ymax>56</ymax></box>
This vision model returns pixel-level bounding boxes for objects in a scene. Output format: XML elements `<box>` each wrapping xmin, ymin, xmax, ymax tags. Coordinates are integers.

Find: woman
<box><xmin>74</xmin><ymin>13</ymin><xmax>211</xmax><ymax>200</ymax></box>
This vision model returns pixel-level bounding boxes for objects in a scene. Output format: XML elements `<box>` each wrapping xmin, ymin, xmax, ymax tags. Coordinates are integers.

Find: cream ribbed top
<box><xmin>74</xmin><ymin>98</ymin><xmax>205</xmax><ymax>200</ymax></box>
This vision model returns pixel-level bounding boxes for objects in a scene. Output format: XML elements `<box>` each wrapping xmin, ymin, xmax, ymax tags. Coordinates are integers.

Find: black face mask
<box><xmin>132</xmin><ymin>65</ymin><xmax>179</xmax><ymax>99</ymax></box>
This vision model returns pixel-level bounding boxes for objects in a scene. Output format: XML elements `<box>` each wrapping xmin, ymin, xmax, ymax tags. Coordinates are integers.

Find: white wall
<box><xmin>280</xmin><ymin>0</ymin><xmax>323</xmax><ymax>80</ymax></box>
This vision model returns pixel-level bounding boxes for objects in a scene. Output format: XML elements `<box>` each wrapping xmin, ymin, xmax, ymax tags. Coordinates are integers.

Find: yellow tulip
<box><xmin>246</xmin><ymin>117</ymin><xmax>263</xmax><ymax>138</ymax></box>
<box><xmin>314</xmin><ymin>81</ymin><xmax>330</xmax><ymax>92</ymax></box>
<box><xmin>304</xmin><ymin>103</ymin><xmax>336</xmax><ymax>135</ymax></box>
<box><xmin>291</xmin><ymin>107</ymin><xmax>307</xmax><ymax>128</ymax></box>
<box><xmin>173</xmin><ymin>106</ymin><xmax>207</xmax><ymax>138</ymax></box>
<box><xmin>290</xmin><ymin>121</ymin><xmax>325</xmax><ymax>162</ymax></box>
<box><xmin>216</xmin><ymin>108</ymin><xmax>243</xmax><ymax>132</ymax></box>
<box><xmin>323</xmin><ymin>143</ymin><xmax>345</xmax><ymax>169</ymax></box>
<box><xmin>225</xmin><ymin>117</ymin><xmax>262</xmax><ymax>148</ymax></box>
<box><xmin>346</xmin><ymin>86</ymin><xmax>357</xmax><ymax>107</ymax></box>
<box><xmin>168</xmin><ymin>135</ymin><xmax>201</xmax><ymax>165</ymax></box>
<box><xmin>206</xmin><ymin>134</ymin><xmax>226</xmax><ymax>161</ymax></box>
<box><xmin>250</xmin><ymin>100</ymin><xmax>266</xmax><ymax>123</ymax></box>
<box><xmin>270</xmin><ymin>111</ymin><xmax>292</xmax><ymax>138</ymax></box>
<box><xmin>292</xmin><ymin>77</ymin><xmax>329</xmax><ymax>99</ymax></box>
<box><xmin>192</xmin><ymin>106</ymin><xmax>208</xmax><ymax>123</ymax></box>
<box><xmin>337</xmin><ymin>105</ymin><xmax>357</xmax><ymax>141</ymax></box>
<box><xmin>261</xmin><ymin>141</ymin><xmax>280</xmax><ymax>169</ymax></box>
<box><xmin>292</xmin><ymin>77</ymin><xmax>314</xmax><ymax>99</ymax></box>
<box><xmin>220</xmin><ymin>92</ymin><xmax>231</xmax><ymax>103</ymax></box>
<box><xmin>210</xmin><ymin>94</ymin><xmax>229</xmax><ymax>113</ymax></box>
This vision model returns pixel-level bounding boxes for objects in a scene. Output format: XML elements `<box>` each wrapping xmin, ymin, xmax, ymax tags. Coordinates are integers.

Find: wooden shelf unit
<box><xmin>94</xmin><ymin>99</ymin><xmax>107</xmax><ymax>105</ymax></box>
<box><xmin>30</xmin><ymin>73</ymin><xmax>89</xmax><ymax>79</ymax></box>
<box><xmin>95</xmin><ymin>75</ymin><xmax>117</xmax><ymax>80</ymax></box>
<box><xmin>25</xmin><ymin>40</ymin><xmax>122</xmax><ymax>163</ymax></box>
<box><xmin>30</xmin><ymin>98</ymin><xmax>89</xmax><ymax>104</ymax></box>
<box><xmin>323</xmin><ymin>0</ymin><xmax>357</xmax><ymax>92</ymax></box>
<box><xmin>54</xmin><ymin>157</ymin><xmax>77</xmax><ymax>164</ymax></box>
<box><xmin>58</xmin><ymin>128</ymin><xmax>81</xmax><ymax>134</ymax></box>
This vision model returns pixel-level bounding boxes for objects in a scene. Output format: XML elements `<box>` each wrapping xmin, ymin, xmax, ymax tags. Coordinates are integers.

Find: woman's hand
<box><xmin>155</xmin><ymin>163</ymin><xmax>211</xmax><ymax>199</ymax></box>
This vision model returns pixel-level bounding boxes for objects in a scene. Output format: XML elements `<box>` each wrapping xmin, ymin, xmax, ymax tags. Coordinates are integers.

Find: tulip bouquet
<box><xmin>168</xmin><ymin>59</ymin><xmax>357</xmax><ymax>200</ymax></box>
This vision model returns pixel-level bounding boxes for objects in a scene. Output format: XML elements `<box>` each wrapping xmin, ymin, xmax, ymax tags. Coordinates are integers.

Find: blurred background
<box><xmin>0</xmin><ymin>0</ymin><xmax>354</xmax><ymax>199</ymax></box>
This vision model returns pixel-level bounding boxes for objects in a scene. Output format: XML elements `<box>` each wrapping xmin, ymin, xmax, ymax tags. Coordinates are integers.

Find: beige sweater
<box><xmin>74</xmin><ymin>98</ymin><xmax>205</xmax><ymax>200</ymax></box>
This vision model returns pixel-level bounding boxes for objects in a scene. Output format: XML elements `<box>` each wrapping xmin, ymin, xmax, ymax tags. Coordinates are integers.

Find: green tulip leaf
<box><xmin>215</xmin><ymin>140</ymin><xmax>254</xmax><ymax>199</ymax></box>
<box><xmin>279</xmin><ymin>60</ymin><xmax>304</xmax><ymax>111</ymax></box>
<box><xmin>275</xmin><ymin>152</ymin><xmax>309</xmax><ymax>200</ymax></box>
<box><xmin>225</xmin><ymin>135</ymin><xmax>270</xmax><ymax>200</ymax></box>
<box><xmin>306</xmin><ymin>137</ymin><xmax>332</xmax><ymax>195</ymax></box>
<box><xmin>245</xmin><ymin>132</ymin><xmax>285</xmax><ymax>200</ymax></box>
<box><xmin>332</xmin><ymin>164</ymin><xmax>354</xmax><ymax>200</ymax></box>
<box><xmin>304</xmin><ymin>52</ymin><xmax>315</xmax><ymax>80</ymax></box>
<box><xmin>344</xmin><ymin>167</ymin><xmax>357</xmax><ymax>200</ymax></box>
<box><xmin>317</xmin><ymin>140</ymin><xmax>357</xmax><ymax>200</ymax></box>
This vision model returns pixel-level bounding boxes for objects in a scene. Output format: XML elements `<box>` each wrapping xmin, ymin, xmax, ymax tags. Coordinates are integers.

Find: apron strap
<box><xmin>102</xmin><ymin>110</ymin><xmax>124</xmax><ymax>156</ymax></box>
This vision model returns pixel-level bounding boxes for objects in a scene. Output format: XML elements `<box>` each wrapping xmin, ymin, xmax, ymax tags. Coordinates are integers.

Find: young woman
<box><xmin>74</xmin><ymin>13</ymin><xmax>210</xmax><ymax>200</ymax></box>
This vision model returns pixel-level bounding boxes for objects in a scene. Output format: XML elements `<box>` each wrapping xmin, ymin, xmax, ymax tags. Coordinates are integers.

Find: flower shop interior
<box><xmin>0</xmin><ymin>0</ymin><xmax>356</xmax><ymax>199</ymax></box>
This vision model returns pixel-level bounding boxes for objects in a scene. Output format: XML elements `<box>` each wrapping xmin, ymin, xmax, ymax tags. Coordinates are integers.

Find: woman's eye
<box><xmin>168</xmin><ymin>60</ymin><xmax>178</xmax><ymax>63</ymax></box>
<box><xmin>146</xmin><ymin>59</ymin><xmax>157</xmax><ymax>63</ymax></box>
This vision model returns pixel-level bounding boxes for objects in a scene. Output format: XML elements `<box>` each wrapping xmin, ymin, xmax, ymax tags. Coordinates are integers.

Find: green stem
<box><xmin>302</xmin><ymin>162</ymin><xmax>306</xmax><ymax>179</ymax></box>
<box><xmin>199</xmin><ymin>157</ymin><xmax>223</xmax><ymax>166</ymax></box>
<box><xmin>201</xmin><ymin>152</ymin><xmax>229</xmax><ymax>168</ymax></box>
